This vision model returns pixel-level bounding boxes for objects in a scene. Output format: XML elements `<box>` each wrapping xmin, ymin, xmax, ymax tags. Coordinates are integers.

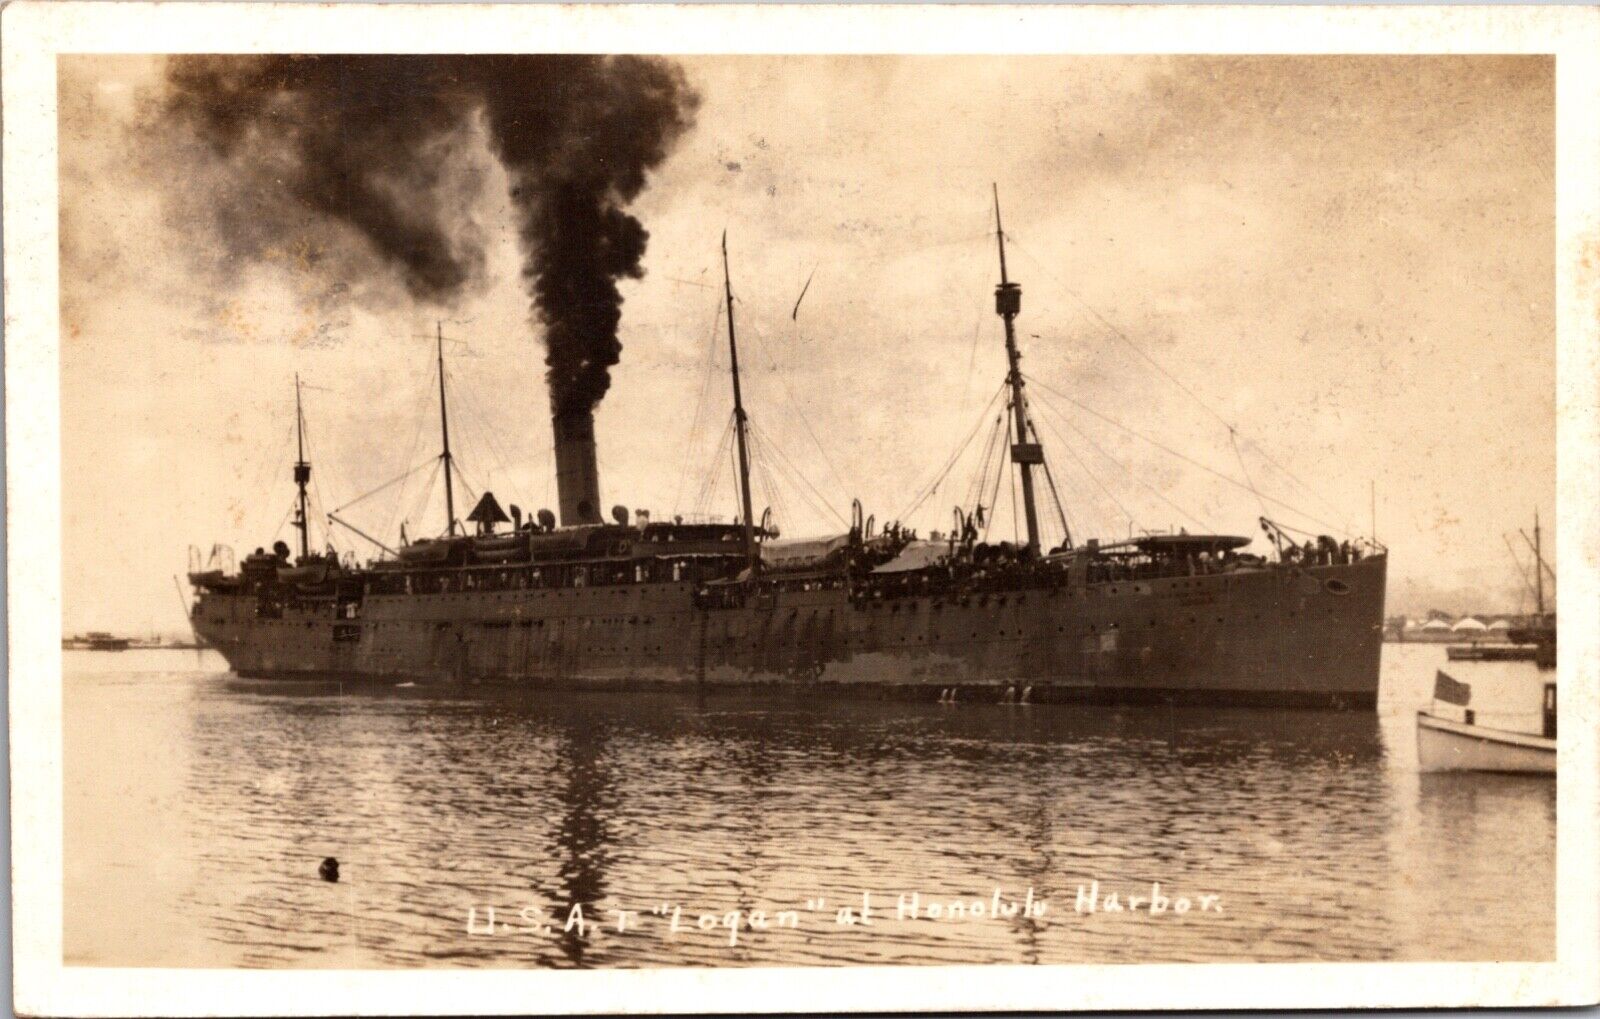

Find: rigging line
<box><xmin>1024</xmin><ymin>373</ymin><xmax>1348</xmax><ymax>536</ymax></box>
<box><xmin>1032</xmin><ymin>430</ymin><xmax>1073</xmax><ymax>547</ymax></box>
<box><xmin>1041</xmin><ymin>454</ymin><xmax>1081</xmax><ymax>549</ymax></box>
<box><xmin>1008</xmin><ymin>233</ymin><xmax>1354</xmax><ymax>528</ymax></box>
<box><xmin>382</xmin><ymin>353</ymin><xmax>444</xmax><ymax>545</ymax></box>
<box><xmin>246</xmin><ymin>418</ymin><xmax>298</xmax><ymax>518</ymax></box>
<box><xmin>745</xmin><ymin>413</ymin><xmax>836</xmax><ymax>523</ymax></box>
<box><xmin>898</xmin><ymin>384</ymin><xmax>999</xmax><ymax>521</ymax></box>
<box><xmin>433</xmin><ymin>375</ymin><xmax>489</xmax><ymax>509</ymax></box>
<box><xmin>1008</xmin><ymin>417</ymin><xmax>1020</xmax><ymax>545</ymax></box>
<box><xmin>1020</xmin><ymin>395</ymin><xmax>1071</xmax><ymax>538</ymax></box>
<box><xmin>1026</xmin><ymin>385</ymin><xmax>1219</xmax><ymax>534</ymax></box>
<box><xmin>407</xmin><ymin>458</ymin><xmax>442</xmax><ymax>539</ymax></box>
<box><xmin>307</xmin><ymin>481</ymin><xmax>332</xmax><ymax>555</ymax></box>
<box><xmin>952</xmin><ymin>219</ymin><xmax>999</xmax><ymax>411</ymax></box>
<box><xmin>748</xmin><ymin>418</ymin><xmax>848</xmax><ymax>528</ymax></box>
<box><xmin>968</xmin><ymin>401</ymin><xmax>1006</xmax><ymax>509</ymax></box>
<box><xmin>743</xmin><ymin>314</ymin><xmax>858</xmax><ymax>499</ymax></box>
<box><xmin>982</xmin><ymin>411</ymin><xmax>1010</xmax><ymax>543</ymax></box>
<box><xmin>693</xmin><ymin>414</ymin><xmax>736</xmax><ymax>517</ymax></box>
<box><xmin>297</xmin><ymin>399</ymin><xmax>343</xmax><ymax>555</ymax></box>
<box><xmin>296</xmin><ymin>406</ymin><xmax>339</xmax><ymax>554</ymax></box>
<box><xmin>1503</xmin><ymin>534</ymin><xmax>1539</xmax><ymax>606</ymax></box>
<box><xmin>696</xmin><ymin>414</ymin><xmax>736</xmax><ymax>516</ymax></box>
<box><xmin>962</xmin><ymin>309</ymin><xmax>986</xmax><ymax>408</ymax></box>
<box><xmin>673</xmin><ymin>293</ymin><xmax>726</xmax><ymax>515</ymax></box>
<box><xmin>698</xmin><ymin>416</ymin><xmax>736</xmax><ymax>518</ymax></box>
<box><xmin>1230</xmin><ymin>427</ymin><xmax>1269</xmax><ymax>521</ymax></box>
<box><xmin>272</xmin><ymin>500</ymin><xmax>295</xmax><ymax>545</ymax></box>
<box><xmin>899</xmin><ymin>380</ymin><xmax>1008</xmax><ymax>521</ymax></box>
<box><xmin>1236</xmin><ymin>435</ymin><xmax>1352</xmax><ymax>533</ymax></box>
<box><xmin>1025</xmin><ymin>405</ymin><xmax>1084</xmax><ymax>545</ymax></box>
<box><xmin>400</xmin><ymin>349</ymin><xmax>441</xmax><ymax>479</ymax></box>
<box><xmin>746</xmin><ymin>428</ymin><xmax>794</xmax><ymax>528</ymax></box>
<box><xmin>450</xmin><ymin>455</ymin><xmax>480</xmax><ymax>512</ymax></box>
<box><xmin>748</xmin><ymin>431</ymin><xmax>784</xmax><ymax>529</ymax></box>
<box><xmin>447</xmin><ymin>361</ymin><xmax>538</xmax><ymax>509</ymax></box>
<box><xmin>441</xmin><ymin>365</ymin><xmax>503</xmax><ymax>493</ymax></box>
<box><xmin>961</xmin><ymin>414</ymin><xmax>995</xmax><ymax>521</ymax></box>
<box><xmin>1032</xmin><ymin>408</ymin><xmax>1137</xmax><ymax>532</ymax></box>
<box><xmin>332</xmin><ymin>458</ymin><xmax>439</xmax><ymax>514</ymax></box>
<box><xmin>445</xmin><ymin>370</ymin><xmax>509</xmax><ymax>492</ymax></box>
<box><xmin>729</xmin><ymin>423</ymin><xmax>744</xmax><ymax>524</ymax></box>
<box><xmin>764</xmin><ymin>429</ymin><xmax>839</xmax><ymax>528</ymax></box>
<box><xmin>966</xmin><ymin>411</ymin><xmax>1006</xmax><ymax>521</ymax></box>
<box><xmin>1005</xmin><ymin>234</ymin><xmax>1233</xmax><ymax>433</ymax></box>
<box><xmin>750</xmin><ymin>429</ymin><xmax>803</xmax><ymax>532</ymax></box>
<box><xmin>743</xmin><ymin>425</ymin><xmax>771</xmax><ymax>517</ymax></box>
<box><xmin>744</xmin><ymin>427</ymin><xmax>771</xmax><ymax>523</ymax></box>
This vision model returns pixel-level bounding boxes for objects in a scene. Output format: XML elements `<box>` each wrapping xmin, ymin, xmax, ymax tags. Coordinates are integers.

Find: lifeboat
<box><xmin>187</xmin><ymin>569</ymin><xmax>242</xmax><ymax>592</ymax></box>
<box><xmin>276</xmin><ymin>561</ymin><xmax>330</xmax><ymax>585</ymax></box>
<box><xmin>397</xmin><ymin>538</ymin><xmax>458</xmax><ymax>565</ymax></box>
<box><xmin>528</xmin><ymin>529</ymin><xmax>590</xmax><ymax>557</ymax></box>
<box><xmin>472</xmin><ymin>531</ymin><xmax>530</xmax><ymax>564</ymax></box>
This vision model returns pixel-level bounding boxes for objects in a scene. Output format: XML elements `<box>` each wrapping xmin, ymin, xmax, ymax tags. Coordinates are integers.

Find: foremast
<box><xmin>437</xmin><ymin>322</ymin><xmax>458</xmax><ymax>538</ymax></box>
<box><xmin>993</xmin><ymin>185</ymin><xmax>1045</xmax><ymax>557</ymax></box>
<box><xmin>292</xmin><ymin>374</ymin><xmax>311</xmax><ymax>560</ymax></box>
<box><xmin>722</xmin><ymin>233</ymin><xmax>759</xmax><ymax>571</ymax></box>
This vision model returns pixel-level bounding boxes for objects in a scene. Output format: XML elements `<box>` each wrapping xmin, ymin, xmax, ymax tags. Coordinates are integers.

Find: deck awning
<box><xmin>872</xmin><ymin>541</ymin><xmax>948</xmax><ymax>574</ymax></box>
<box><xmin>762</xmin><ymin>533</ymin><xmax>850</xmax><ymax>569</ymax></box>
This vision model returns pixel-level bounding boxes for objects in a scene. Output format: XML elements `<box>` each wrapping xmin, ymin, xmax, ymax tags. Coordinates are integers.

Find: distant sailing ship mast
<box><xmin>1533</xmin><ymin>511</ymin><xmax>1544</xmax><ymax>618</ymax></box>
<box><xmin>1523</xmin><ymin>509</ymin><xmax>1554</xmax><ymax>622</ymax></box>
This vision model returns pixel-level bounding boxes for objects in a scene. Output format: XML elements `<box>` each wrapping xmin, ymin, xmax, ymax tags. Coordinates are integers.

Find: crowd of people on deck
<box><xmin>1281</xmin><ymin>535</ymin><xmax>1365</xmax><ymax>567</ymax></box>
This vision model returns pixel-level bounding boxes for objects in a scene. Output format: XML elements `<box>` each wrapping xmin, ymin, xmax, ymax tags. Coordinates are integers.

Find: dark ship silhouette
<box><xmin>188</xmin><ymin>196</ymin><xmax>1388</xmax><ymax>708</ymax></box>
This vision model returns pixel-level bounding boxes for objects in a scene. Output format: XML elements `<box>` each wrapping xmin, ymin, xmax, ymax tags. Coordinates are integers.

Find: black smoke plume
<box><xmin>163</xmin><ymin>55</ymin><xmax>698</xmax><ymax>417</ymax></box>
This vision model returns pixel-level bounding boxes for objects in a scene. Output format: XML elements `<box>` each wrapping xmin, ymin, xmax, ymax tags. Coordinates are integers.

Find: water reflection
<box><xmin>62</xmin><ymin>645</ymin><xmax>1552</xmax><ymax>967</ymax></box>
<box><xmin>546</xmin><ymin>706</ymin><xmax>614</xmax><ymax>967</ymax></box>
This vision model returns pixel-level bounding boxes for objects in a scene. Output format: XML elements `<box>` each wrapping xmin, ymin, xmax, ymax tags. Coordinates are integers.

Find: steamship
<box><xmin>187</xmin><ymin>200</ymin><xmax>1388</xmax><ymax>708</ymax></box>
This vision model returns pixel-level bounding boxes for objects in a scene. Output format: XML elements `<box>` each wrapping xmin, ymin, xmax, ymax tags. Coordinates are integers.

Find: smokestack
<box><xmin>554</xmin><ymin>411</ymin><xmax>602</xmax><ymax>526</ymax></box>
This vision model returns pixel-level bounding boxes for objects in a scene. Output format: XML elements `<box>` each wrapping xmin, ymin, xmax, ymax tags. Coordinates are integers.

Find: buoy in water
<box><xmin>319</xmin><ymin>857</ymin><xmax>340</xmax><ymax>883</ymax></box>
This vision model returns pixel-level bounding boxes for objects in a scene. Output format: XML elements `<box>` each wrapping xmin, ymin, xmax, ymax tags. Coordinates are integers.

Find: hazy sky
<box><xmin>59</xmin><ymin>55</ymin><xmax>1554</xmax><ymax>633</ymax></box>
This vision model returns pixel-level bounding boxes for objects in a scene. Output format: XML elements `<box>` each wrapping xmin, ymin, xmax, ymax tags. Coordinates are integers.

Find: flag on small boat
<box><xmin>1433</xmin><ymin>669</ymin><xmax>1472</xmax><ymax>706</ymax></box>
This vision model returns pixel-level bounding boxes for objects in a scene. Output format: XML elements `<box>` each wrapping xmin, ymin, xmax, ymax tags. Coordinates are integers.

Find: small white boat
<box><xmin>1416</xmin><ymin>669</ymin><xmax>1555</xmax><ymax>774</ymax></box>
<box><xmin>1417</xmin><ymin>712</ymin><xmax>1554</xmax><ymax>773</ymax></box>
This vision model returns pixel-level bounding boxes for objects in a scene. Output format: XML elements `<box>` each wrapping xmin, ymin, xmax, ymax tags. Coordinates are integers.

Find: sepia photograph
<box><xmin>8</xmin><ymin>2</ymin><xmax>1600</xmax><ymax>1014</ymax></box>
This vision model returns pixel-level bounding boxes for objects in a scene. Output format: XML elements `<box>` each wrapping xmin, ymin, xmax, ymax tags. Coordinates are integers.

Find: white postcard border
<box><xmin>6</xmin><ymin>3</ymin><xmax>1597</xmax><ymax>1014</ymax></box>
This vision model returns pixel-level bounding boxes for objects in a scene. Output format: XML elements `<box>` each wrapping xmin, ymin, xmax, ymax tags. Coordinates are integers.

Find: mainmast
<box><xmin>722</xmin><ymin>232</ymin><xmax>758</xmax><ymax>569</ymax></box>
<box><xmin>993</xmin><ymin>185</ymin><xmax>1043</xmax><ymax>556</ymax></box>
<box><xmin>437</xmin><ymin>322</ymin><xmax>458</xmax><ymax>538</ymax></box>
<box><xmin>292</xmin><ymin>374</ymin><xmax>311</xmax><ymax>560</ymax></box>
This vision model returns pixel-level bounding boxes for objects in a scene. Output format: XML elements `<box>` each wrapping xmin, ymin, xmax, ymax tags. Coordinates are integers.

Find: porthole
<box><xmin>1324</xmin><ymin>578</ymin><xmax>1351</xmax><ymax>596</ymax></box>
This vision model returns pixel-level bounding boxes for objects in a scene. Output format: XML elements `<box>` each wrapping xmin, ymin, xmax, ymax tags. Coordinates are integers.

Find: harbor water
<box><xmin>64</xmin><ymin>643</ymin><xmax>1554</xmax><ymax>968</ymax></box>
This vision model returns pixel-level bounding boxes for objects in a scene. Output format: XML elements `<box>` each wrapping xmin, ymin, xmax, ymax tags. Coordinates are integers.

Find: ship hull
<box><xmin>193</xmin><ymin>555</ymin><xmax>1386</xmax><ymax>708</ymax></box>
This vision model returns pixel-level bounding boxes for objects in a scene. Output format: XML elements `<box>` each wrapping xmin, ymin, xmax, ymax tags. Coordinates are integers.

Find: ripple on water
<box><xmin>64</xmin><ymin>645</ymin><xmax>1554</xmax><ymax>967</ymax></box>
